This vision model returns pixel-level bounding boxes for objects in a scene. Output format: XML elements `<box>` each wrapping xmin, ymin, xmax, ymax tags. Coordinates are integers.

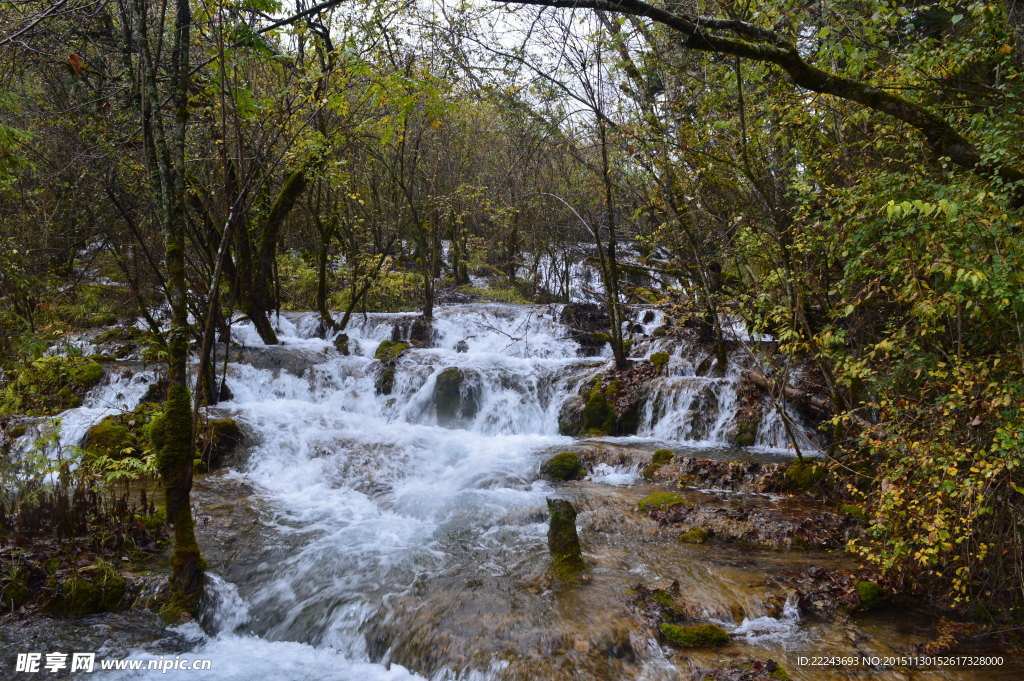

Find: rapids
<box><xmin>5</xmin><ymin>303</ymin><xmax>1018</xmax><ymax>680</ymax></box>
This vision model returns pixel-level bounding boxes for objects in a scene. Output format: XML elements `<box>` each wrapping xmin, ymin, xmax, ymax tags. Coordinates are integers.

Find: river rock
<box><xmin>433</xmin><ymin>367</ymin><xmax>481</xmax><ymax>427</ymax></box>
<box><xmin>547</xmin><ymin>498</ymin><xmax>589</xmax><ymax>584</ymax></box>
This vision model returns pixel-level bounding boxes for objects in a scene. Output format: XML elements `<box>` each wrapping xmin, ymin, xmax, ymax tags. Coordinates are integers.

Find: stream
<box><xmin>3</xmin><ymin>303</ymin><xmax>1019</xmax><ymax>680</ymax></box>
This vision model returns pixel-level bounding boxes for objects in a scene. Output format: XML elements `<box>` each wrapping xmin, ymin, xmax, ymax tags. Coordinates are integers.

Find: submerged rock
<box><xmin>540</xmin><ymin>451</ymin><xmax>585</xmax><ymax>481</ymax></box>
<box><xmin>547</xmin><ymin>498</ymin><xmax>589</xmax><ymax>584</ymax></box>
<box><xmin>658</xmin><ymin>622</ymin><xmax>730</xmax><ymax>648</ymax></box>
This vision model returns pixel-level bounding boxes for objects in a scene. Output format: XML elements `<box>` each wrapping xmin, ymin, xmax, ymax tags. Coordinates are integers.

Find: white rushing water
<box><xmin>48</xmin><ymin>303</ymin><xmax>816</xmax><ymax>680</ymax></box>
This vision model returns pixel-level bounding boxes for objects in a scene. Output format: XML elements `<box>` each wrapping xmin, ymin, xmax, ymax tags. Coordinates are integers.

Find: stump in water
<box><xmin>547</xmin><ymin>498</ymin><xmax>589</xmax><ymax>584</ymax></box>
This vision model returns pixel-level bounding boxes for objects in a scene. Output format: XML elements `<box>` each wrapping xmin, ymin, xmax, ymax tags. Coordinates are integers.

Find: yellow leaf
<box><xmin>1001</xmin><ymin>44</ymin><xmax>1014</xmax><ymax>54</ymax></box>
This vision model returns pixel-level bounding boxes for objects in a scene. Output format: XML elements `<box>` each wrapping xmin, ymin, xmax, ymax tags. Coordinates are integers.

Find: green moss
<box><xmin>591</xmin><ymin>331</ymin><xmax>612</xmax><ymax>344</ymax></box>
<box><xmin>839</xmin><ymin>504</ymin><xmax>867</xmax><ymax>520</ymax></box>
<box><xmin>658</xmin><ymin>622</ymin><xmax>730</xmax><ymax>648</ymax></box>
<box><xmin>680</xmin><ymin>527</ymin><xmax>710</xmax><ymax>544</ymax></box>
<box><xmin>0</xmin><ymin>356</ymin><xmax>104</xmax><ymax>416</ymax></box>
<box><xmin>649</xmin><ymin>352</ymin><xmax>670</xmax><ymax>371</ymax></box>
<box><xmin>650</xmin><ymin>588</ymin><xmax>681</xmax><ymax>617</ymax></box>
<box><xmin>45</xmin><ymin>562</ymin><xmax>126</xmax><ymax>616</ymax></box>
<box><xmin>637</xmin><ymin>492</ymin><xmax>690</xmax><ymax>513</ymax></box>
<box><xmin>547</xmin><ymin>499</ymin><xmax>589</xmax><ymax>584</ymax></box>
<box><xmin>770</xmin><ymin>664</ymin><xmax>791</xmax><ymax>680</ymax></box>
<box><xmin>84</xmin><ymin>417</ymin><xmax>139</xmax><ymax>459</ymax></box>
<box><xmin>855</xmin><ymin>580</ymin><xmax>888</xmax><ymax>610</ymax></box>
<box><xmin>374</xmin><ymin>340</ymin><xmax>409</xmax><ymax>362</ymax></box>
<box><xmin>642</xmin><ymin>449</ymin><xmax>674</xmax><ymax>479</ymax></box>
<box><xmin>582</xmin><ymin>383</ymin><xmax>616</xmax><ymax>435</ymax></box>
<box><xmin>540</xmin><ymin>451</ymin><xmax>585</xmax><ymax>481</ymax></box>
<box><xmin>782</xmin><ymin>462</ymin><xmax>826</xmax><ymax>492</ymax></box>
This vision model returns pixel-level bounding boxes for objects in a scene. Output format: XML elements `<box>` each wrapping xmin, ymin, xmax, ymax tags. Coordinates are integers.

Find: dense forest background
<box><xmin>2</xmin><ymin>0</ymin><xmax>1023</xmax><ymax>626</ymax></box>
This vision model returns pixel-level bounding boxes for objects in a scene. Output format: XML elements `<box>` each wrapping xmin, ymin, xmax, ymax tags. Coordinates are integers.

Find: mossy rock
<box><xmin>374</xmin><ymin>340</ymin><xmax>409</xmax><ymax>362</ymax></box>
<box><xmin>781</xmin><ymin>462</ymin><xmax>826</xmax><ymax>492</ymax></box>
<box><xmin>82</xmin><ymin>401</ymin><xmax>162</xmax><ymax>462</ymax></box>
<box><xmin>433</xmin><ymin>367</ymin><xmax>480</xmax><ymax>427</ymax></box>
<box><xmin>591</xmin><ymin>331</ymin><xmax>612</xmax><ymax>344</ymax></box>
<box><xmin>641</xmin><ymin>449</ymin><xmax>673</xmax><ymax>479</ymax></box>
<box><xmin>582</xmin><ymin>382</ymin><xmax>616</xmax><ymax>435</ymax></box>
<box><xmin>0</xmin><ymin>356</ymin><xmax>104</xmax><ymax>416</ymax></box>
<box><xmin>855</xmin><ymin>580</ymin><xmax>888</xmax><ymax>610</ymax></box>
<box><xmin>540</xmin><ymin>451</ymin><xmax>585</xmax><ymax>482</ymax></box>
<box><xmin>649</xmin><ymin>588</ymin><xmax>681</xmax><ymax>617</ymax></box>
<box><xmin>839</xmin><ymin>504</ymin><xmax>867</xmax><ymax>521</ymax></box>
<box><xmin>649</xmin><ymin>352</ymin><xmax>670</xmax><ymax>372</ymax></box>
<box><xmin>45</xmin><ymin>563</ymin><xmax>126</xmax><ymax>616</ymax></box>
<box><xmin>557</xmin><ymin>396</ymin><xmax>585</xmax><ymax>436</ymax></box>
<box><xmin>680</xmin><ymin>527</ymin><xmax>710</xmax><ymax>544</ymax></box>
<box><xmin>637</xmin><ymin>492</ymin><xmax>690</xmax><ymax>513</ymax></box>
<box><xmin>334</xmin><ymin>333</ymin><xmax>350</xmax><ymax>356</ymax></box>
<box><xmin>195</xmin><ymin>418</ymin><xmax>243</xmax><ymax>472</ymax></box>
<box><xmin>547</xmin><ymin>498</ymin><xmax>589</xmax><ymax>584</ymax></box>
<box><xmin>658</xmin><ymin>622</ymin><xmax>730</xmax><ymax>648</ymax></box>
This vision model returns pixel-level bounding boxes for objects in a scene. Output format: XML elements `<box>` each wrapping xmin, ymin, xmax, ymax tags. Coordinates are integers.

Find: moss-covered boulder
<box><xmin>781</xmin><ymin>462</ymin><xmax>826</xmax><ymax>492</ymax></box>
<box><xmin>374</xmin><ymin>340</ymin><xmax>409</xmax><ymax>362</ymax></box>
<box><xmin>547</xmin><ymin>498</ymin><xmax>589</xmax><ymax>584</ymax></box>
<box><xmin>0</xmin><ymin>356</ymin><xmax>104</xmax><ymax>416</ymax></box>
<box><xmin>581</xmin><ymin>379</ymin><xmax>642</xmax><ymax>436</ymax></box>
<box><xmin>45</xmin><ymin>562</ymin><xmax>126</xmax><ymax>616</ymax></box>
<box><xmin>540</xmin><ymin>451</ymin><xmax>585</xmax><ymax>481</ymax></box>
<box><xmin>641</xmin><ymin>449</ymin><xmax>674</xmax><ymax>479</ymax></box>
<box><xmin>637</xmin><ymin>492</ymin><xmax>690</xmax><ymax>513</ymax></box>
<box><xmin>855</xmin><ymin>580</ymin><xmax>888</xmax><ymax>610</ymax></box>
<box><xmin>658</xmin><ymin>622</ymin><xmax>730</xmax><ymax>648</ymax></box>
<box><xmin>649</xmin><ymin>352</ymin><xmax>670</xmax><ymax>373</ymax></box>
<box><xmin>680</xmin><ymin>527</ymin><xmax>710</xmax><ymax>544</ymax></box>
<box><xmin>839</xmin><ymin>503</ymin><xmax>867</xmax><ymax>521</ymax></box>
<box><xmin>433</xmin><ymin>367</ymin><xmax>480</xmax><ymax>427</ymax></box>
<box><xmin>83</xmin><ymin>404</ymin><xmax>241</xmax><ymax>473</ymax></box>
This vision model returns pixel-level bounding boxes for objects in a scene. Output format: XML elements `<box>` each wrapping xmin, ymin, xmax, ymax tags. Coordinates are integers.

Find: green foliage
<box><xmin>0</xmin><ymin>356</ymin><xmax>104</xmax><ymax>416</ymax></box>
<box><xmin>45</xmin><ymin>559</ymin><xmax>126</xmax><ymax>616</ymax></box>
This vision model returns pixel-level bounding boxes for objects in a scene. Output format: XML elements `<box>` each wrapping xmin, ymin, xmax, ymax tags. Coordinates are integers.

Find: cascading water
<box><xmin>18</xmin><ymin>303</ymin><xmax>1014</xmax><ymax>681</ymax></box>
